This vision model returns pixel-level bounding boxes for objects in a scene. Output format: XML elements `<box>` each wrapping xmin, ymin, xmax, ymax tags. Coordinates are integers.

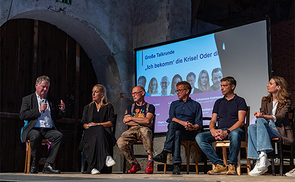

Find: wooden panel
<box><xmin>0</xmin><ymin>19</ymin><xmax>97</xmax><ymax>172</ymax></box>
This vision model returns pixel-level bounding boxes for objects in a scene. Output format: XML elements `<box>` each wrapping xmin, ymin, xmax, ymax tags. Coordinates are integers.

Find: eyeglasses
<box><xmin>131</xmin><ymin>91</ymin><xmax>142</xmax><ymax>96</ymax></box>
<box><xmin>176</xmin><ymin>89</ymin><xmax>186</xmax><ymax>93</ymax></box>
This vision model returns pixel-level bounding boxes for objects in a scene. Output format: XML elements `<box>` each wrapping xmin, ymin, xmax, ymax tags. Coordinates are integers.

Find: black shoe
<box><xmin>172</xmin><ymin>164</ymin><xmax>180</xmax><ymax>175</ymax></box>
<box><xmin>153</xmin><ymin>151</ymin><xmax>167</xmax><ymax>163</ymax></box>
<box><xmin>30</xmin><ymin>165</ymin><xmax>38</xmax><ymax>174</ymax></box>
<box><xmin>42</xmin><ymin>164</ymin><xmax>61</xmax><ymax>174</ymax></box>
<box><xmin>30</xmin><ymin>159</ymin><xmax>38</xmax><ymax>173</ymax></box>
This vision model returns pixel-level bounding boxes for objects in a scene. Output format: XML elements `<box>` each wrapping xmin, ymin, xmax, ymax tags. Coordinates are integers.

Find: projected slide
<box><xmin>136</xmin><ymin>33</ymin><xmax>224</xmax><ymax>133</ymax></box>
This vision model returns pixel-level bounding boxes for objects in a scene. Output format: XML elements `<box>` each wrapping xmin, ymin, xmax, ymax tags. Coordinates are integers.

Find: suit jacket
<box><xmin>260</xmin><ymin>98</ymin><xmax>294</xmax><ymax>145</ymax></box>
<box><xmin>19</xmin><ymin>93</ymin><xmax>65</xmax><ymax>143</ymax></box>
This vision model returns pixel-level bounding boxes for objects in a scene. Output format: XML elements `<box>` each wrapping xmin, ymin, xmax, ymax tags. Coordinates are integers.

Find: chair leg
<box><xmin>81</xmin><ymin>151</ymin><xmax>84</xmax><ymax>173</ymax></box>
<box><xmin>245</xmin><ymin>147</ymin><xmax>251</xmax><ymax>174</ymax></box>
<box><xmin>246</xmin><ymin>158</ymin><xmax>251</xmax><ymax>174</ymax></box>
<box><xmin>222</xmin><ymin>147</ymin><xmax>227</xmax><ymax>165</ymax></box>
<box><xmin>24</xmin><ymin>141</ymin><xmax>31</xmax><ymax>174</ymax></box>
<box><xmin>164</xmin><ymin>163</ymin><xmax>167</xmax><ymax>174</ymax></box>
<box><xmin>185</xmin><ymin>144</ymin><xmax>190</xmax><ymax>174</ymax></box>
<box><xmin>123</xmin><ymin>157</ymin><xmax>127</xmax><ymax>173</ymax></box>
<box><xmin>193</xmin><ymin>145</ymin><xmax>199</xmax><ymax>174</ymax></box>
<box><xmin>291</xmin><ymin>144</ymin><xmax>294</xmax><ymax>169</ymax></box>
<box><xmin>271</xmin><ymin>157</ymin><xmax>275</xmax><ymax>176</ymax></box>
<box><xmin>24</xmin><ymin>141</ymin><xmax>30</xmax><ymax>174</ymax></box>
<box><xmin>237</xmin><ymin>151</ymin><xmax>241</xmax><ymax>175</ymax></box>
<box><xmin>279</xmin><ymin>139</ymin><xmax>283</xmax><ymax>176</ymax></box>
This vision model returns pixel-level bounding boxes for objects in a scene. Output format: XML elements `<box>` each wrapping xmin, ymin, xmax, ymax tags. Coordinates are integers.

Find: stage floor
<box><xmin>1</xmin><ymin>172</ymin><xmax>294</xmax><ymax>182</ymax></box>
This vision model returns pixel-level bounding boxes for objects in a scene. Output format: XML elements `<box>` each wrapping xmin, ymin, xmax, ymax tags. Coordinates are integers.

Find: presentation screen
<box><xmin>135</xmin><ymin>19</ymin><xmax>270</xmax><ymax>133</ymax></box>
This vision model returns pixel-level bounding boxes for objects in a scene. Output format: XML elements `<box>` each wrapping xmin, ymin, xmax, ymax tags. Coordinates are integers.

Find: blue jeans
<box><xmin>247</xmin><ymin>118</ymin><xmax>281</xmax><ymax>159</ymax></box>
<box><xmin>163</xmin><ymin>121</ymin><xmax>195</xmax><ymax>164</ymax></box>
<box><xmin>195</xmin><ymin>128</ymin><xmax>244</xmax><ymax>166</ymax></box>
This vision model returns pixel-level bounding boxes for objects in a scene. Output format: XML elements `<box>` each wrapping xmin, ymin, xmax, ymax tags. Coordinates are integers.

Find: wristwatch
<box><xmin>227</xmin><ymin>129</ymin><xmax>231</xmax><ymax>134</ymax></box>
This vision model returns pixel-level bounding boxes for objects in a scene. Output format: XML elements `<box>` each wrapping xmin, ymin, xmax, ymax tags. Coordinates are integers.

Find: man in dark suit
<box><xmin>186</xmin><ymin>72</ymin><xmax>202</xmax><ymax>94</ymax></box>
<box><xmin>20</xmin><ymin>75</ymin><xmax>65</xmax><ymax>174</ymax></box>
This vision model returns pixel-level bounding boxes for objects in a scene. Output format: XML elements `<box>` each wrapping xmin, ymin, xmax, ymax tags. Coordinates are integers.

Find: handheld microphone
<box><xmin>41</xmin><ymin>94</ymin><xmax>47</xmax><ymax>113</ymax></box>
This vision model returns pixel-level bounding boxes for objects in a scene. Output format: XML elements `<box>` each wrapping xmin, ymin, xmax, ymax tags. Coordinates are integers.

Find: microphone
<box><xmin>41</xmin><ymin>94</ymin><xmax>47</xmax><ymax>113</ymax></box>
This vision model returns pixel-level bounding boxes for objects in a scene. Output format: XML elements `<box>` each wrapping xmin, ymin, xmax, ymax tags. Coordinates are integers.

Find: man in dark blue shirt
<box><xmin>153</xmin><ymin>81</ymin><xmax>203</xmax><ymax>175</ymax></box>
<box><xmin>196</xmin><ymin>76</ymin><xmax>248</xmax><ymax>175</ymax></box>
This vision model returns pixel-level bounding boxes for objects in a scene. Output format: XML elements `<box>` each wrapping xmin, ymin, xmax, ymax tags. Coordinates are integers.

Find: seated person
<box><xmin>81</xmin><ymin>84</ymin><xmax>116</xmax><ymax>174</ymax></box>
<box><xmin>247</xmin><ymin>76</ymin><xmax>293</xmax><ymax>176</ymax></box>
<box><xmin>153</xmin><ymin>81</ymin><xmax>202</xmax><ymax>175</ymax></box>
<box><xmin>196</xmin><ymin>76</ymin><xmax>247</xmax><ymax>175</ymax></box>
<box><xmin>117</xmin><ymin>86</ymin><xmax>155</xmax><ymax>174</ymax></box>
<box><xmin>20</xmin><ymin>75</ymin><xmax>65</xmax><ymax>174</ymax></box>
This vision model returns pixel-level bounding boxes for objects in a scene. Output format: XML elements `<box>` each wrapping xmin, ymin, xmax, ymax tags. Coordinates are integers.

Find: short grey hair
<box><xmin>36</xmin><ymin>75</ymin><xmax>50</xmax><ymax>85</ymax></box>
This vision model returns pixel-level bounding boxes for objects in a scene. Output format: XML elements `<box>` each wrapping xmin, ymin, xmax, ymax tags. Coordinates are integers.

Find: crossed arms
<box><xmin>123</xmin><ymin>113</ymin><xmax>154</xmax><ymax>127</ymax></box>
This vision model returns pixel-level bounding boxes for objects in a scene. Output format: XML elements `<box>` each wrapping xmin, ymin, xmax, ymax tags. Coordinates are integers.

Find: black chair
<box><xmin>80</xmin><ymin>114</ymin><xmax>117</xmax><ymax>173</ymax></box>
<box><xmin>268</xmin><ymin>109</ymin><xmax>294</xmax><ymax>176</ymax></box>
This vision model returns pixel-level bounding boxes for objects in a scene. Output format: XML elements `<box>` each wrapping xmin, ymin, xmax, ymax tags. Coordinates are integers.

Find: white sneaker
<box><xmin>249</xmin><ymin>161</ymin><xmax>268</xmax><ymax>176</ymax></box>
<box><xmin>105</xmin><ymin>156</ymin><xmax>116</xmax><ymax>167</ymax></box>
<box><xmin>91</xmin><ymin>168</ymin><xmax>100</xmax><ymax>174</ymax></box>
<box><xmin>257</xmin><ymin>153</ymin><xmax>271</xmax><ymax>171</ymax></box>
<box><xmin>285</xmin><ymin>168</ymin><xmax>295</xmax><ymax>177</ymax></box>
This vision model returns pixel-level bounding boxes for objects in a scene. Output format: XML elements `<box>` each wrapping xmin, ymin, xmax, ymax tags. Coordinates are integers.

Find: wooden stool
<box><xmin>213</xmin><ymin>140</ymin><xmax>251</xmax><ymax>175</ymax></box>
<box><xmin>163</xmin><ymin>140</ymin><xmax>200</xmax><ymax>174</ymax></box>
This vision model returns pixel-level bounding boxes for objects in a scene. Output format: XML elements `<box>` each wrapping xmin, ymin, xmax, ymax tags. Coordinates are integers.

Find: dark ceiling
<box><xmin>192</xmin><ymin>0</ymin><xmax>295</xmax><ymax>28</ymax></box>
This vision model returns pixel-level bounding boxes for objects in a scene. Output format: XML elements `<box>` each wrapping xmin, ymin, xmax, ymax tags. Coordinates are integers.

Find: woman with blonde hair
<box><xmin>248</xmin><ymin>76</ymin><xmax>293</xmax><ymax>176</ymax></box>
<box><xmin>170</xmin><ymin>74</ymin><xmax>182</xmax><ymax>95</ymax></box>
<box><xmin>147</xmin><ymin>77</ymin><xmax>159</xmax><ymax>96</ymax></box>
<box><xmin>81</xmin><ymin>84</ymin><xmax>116</xmax><ymax>174</ymax></box>
<box><xmin>198</xmin><ymin>70</ymin><xmax>210</xmax><ymax>92</ymax></box>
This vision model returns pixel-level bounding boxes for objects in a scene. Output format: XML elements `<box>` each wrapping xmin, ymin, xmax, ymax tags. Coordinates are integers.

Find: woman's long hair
<box><xmin>198</xmin><ymin>70</ymin><xmax>210</xmax><ymax>91</ymax></box>
<box><xmin>262</xmin><ymin>76</ymin><xmax>291</xmax><ymax>109</ymax></box>
<box><xmin>170</xmin><ymin>74</ymin><xmax>182</xmax><ymax>95</ymax></box>
<box><xmin>89</xmin><ymin>84</ymin><xmax>108</xmax><ymax>106</ymax></box>
<box><xmin>147</xmin><ymin>77</ymin><xmax>158</xmax><ymax>95</ymax></box>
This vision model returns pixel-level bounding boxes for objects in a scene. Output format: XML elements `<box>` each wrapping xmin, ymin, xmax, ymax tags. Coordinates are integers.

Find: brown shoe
<box><xmin>207</xmin><ymin>164</ymin><xmax>227</xmax><ymax>175</ymax></box>
<box><xmin>226</xmin><ymin>164</ymin><xmax>236</xmax><ymax>175</ymax></box>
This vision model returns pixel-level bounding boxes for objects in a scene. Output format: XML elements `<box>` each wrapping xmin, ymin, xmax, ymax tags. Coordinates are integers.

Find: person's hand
<box><xmin>40</xmin><ymin>103</ymin><xmax>47</xmax><ymax>112</ymax></box>
<box><xmin>87</xmin><ymin>122</ymin><xmax>97</xmax><ymax>127</ymax></box>
<box><xmin>185</xmin><ymin>122</ymin><xmax>195</xmax><ymax>131</ymax></box>
<box><xmin>218</xmin><ymin>130</ymin><xmax>228</xmax><ymax>140</ymax></box>
<box><xmin>123</xmin><ymin>115</ymin><xmax>132</xmax><ymax>124</ymax></box>
<box><xmin>254</xmin><ymin>112</ymin><xmax>263</xmax><ymax>118</ymax></box>
<box><xmin>211</xmin><ymin>129</ymin><xmax>223</xmax><ymax>140</ymax></box>
<box><xmin>59</xmin><ymin>100</ymin><xmax>65</xmax><ymax>111</ymax></box>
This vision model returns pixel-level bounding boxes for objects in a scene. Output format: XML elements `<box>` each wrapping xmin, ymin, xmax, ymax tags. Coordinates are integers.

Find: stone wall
<box><xmin>0</xmin><ymin>0</ymin><xmax>196</xmax><ymax>172</ymax></box>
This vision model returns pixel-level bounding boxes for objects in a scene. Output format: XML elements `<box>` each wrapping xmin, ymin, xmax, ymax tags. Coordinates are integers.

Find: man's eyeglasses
<box><xmin>176</xmin><ymin>89</ymin><xmax>186</xmax><ymax>93</ymax></box>
<box><xmin>132</xmin><ymin>91</ymin><xmax>142</xmax><ymax>96</ymax></box>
